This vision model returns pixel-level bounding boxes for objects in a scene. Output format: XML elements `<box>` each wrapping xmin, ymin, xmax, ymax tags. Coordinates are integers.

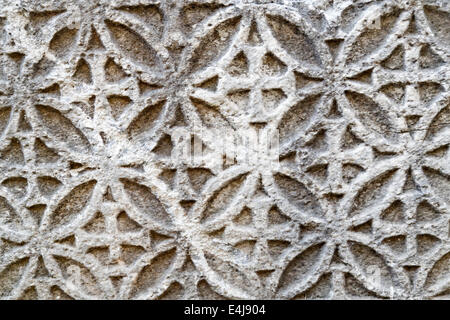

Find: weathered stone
<box><xmin>0</xmin><ymin>0</ymin><xmax>449</xmax><ymax>300</ymax></box>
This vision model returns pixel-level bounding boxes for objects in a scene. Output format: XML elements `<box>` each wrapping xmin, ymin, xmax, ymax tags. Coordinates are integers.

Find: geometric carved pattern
<box><xmin>0</xmin><ymin>0</ymin><xmax>449</xmax><ymax>299</ymax></box>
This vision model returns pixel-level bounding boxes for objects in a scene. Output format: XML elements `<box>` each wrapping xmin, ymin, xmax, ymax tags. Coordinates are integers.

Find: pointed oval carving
<box><xmin>266</xmin><ymin>15</ymin><xmax>321</xmax><ymax>66</ymax></box>
<box><xmin>427</xmin><ymin>104</ymin><xmax>450</xmax><ymax>140</ymax></box>
<box><xmin>35</xmin><ymin>105</ymin><xmax>90</xmax><ymax>152</ymax></box>
<box><xmin>121</xmin><ymin>179</ymin><xmax>172</xmax><ymax>227</ymax></box>
<box><xmin>277</xmin><ymin>243</ymin><xmax>325</xmax><ymax>296</ymax></box>
<box><xmin>424</xmin><ymin>6</ymin><xmax>450</xmax><ymax>47</ymax></box>
<box><xmin>350</xmin><ymin>169</ymin><xmax>397</xmax><ymax>217</ymax></box>
<box><xmin>130</xmin><ymin>248</ymin><xmax>177</xmax><ymax>298</ymax></box>
<box><xmin>346</xmin><ymin>8</ymin><xmax>401</xmax><ymax>64</ymax></box>
<box><xmin>425</xmin><ymin>252</ymin><xmax>450</xmax><ymax>293</ymax></box>
<box><xmin>348</xmin><ymin>241</ymin><xmax>395</xmax><ymax>292</ymax></box>
<box><xmin>274</xmin><ymin>173</ymin><xmax>323</xmax><ymax>217</ymax></box>
<box><xmin>127</xmin><ymin>101</ymin><xmax>165</xmax><ymax>141</ymax></box>
<box><xmin>204</xmin><ymin>252</ymin><xmax>254</xmax><ymax>297</ymax></box>
<box><xmin>49</xmin><ymin>180</ymin><xmax>96</xmax><ymax>231</ymax></box>
<box><xmin>188</xmin><ymin>16</ymin><xmax>241</xmax><ymax>73</ymax></box>
<box><xmin>345</xmin><ymin>91</ymin><xmax>397</xmax><ymax>142</ymax></box>
<box><xmin>190</xmin><ymin>97</ymin><xmax>233</xmax><ymax>130</ymax></box>
<box><xmin>105</xmin><ymin>20</ymin><xmax>160</xmax><ymax>69</ymax></box>
<box><xmin>201</xmin><ymin>173</ymin><xmax>248</xmax><ymax>223</ymax></box>
<box><xmin>49</xmin><ymin>27</ymin><xmax>78</xmax><ymax>58</ymax></box>
<box><xmin>53</xmin><ymin>255</ymin><xmax>104</xmax><ymax>298</ymax></box>
<box><xmin>0</xmin><ymin>258</ymin><xmax>29</xmax><ymax>298</ymax></box>
<box><xmin>278</xmin><ymin>94</ymin><xmax>321</xmax><ymax>148</ymax></box>
<box><xmin>0</xmin><ymin>107</ymin><xmax>11</xmax><ymax>136</ymax></box>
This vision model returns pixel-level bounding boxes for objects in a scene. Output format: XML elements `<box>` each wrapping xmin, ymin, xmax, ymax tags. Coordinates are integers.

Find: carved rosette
<box><xmin>0</xmin><ymin>0</ymin><xmax>449</xmax><ymax>300</ymax></box>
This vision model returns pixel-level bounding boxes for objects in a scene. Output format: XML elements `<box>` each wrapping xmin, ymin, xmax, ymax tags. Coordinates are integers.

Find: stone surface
<box><xmin>0</xmin><ymin>0</ymin><xmax>449</xmax><ymax>300</ymax></box>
